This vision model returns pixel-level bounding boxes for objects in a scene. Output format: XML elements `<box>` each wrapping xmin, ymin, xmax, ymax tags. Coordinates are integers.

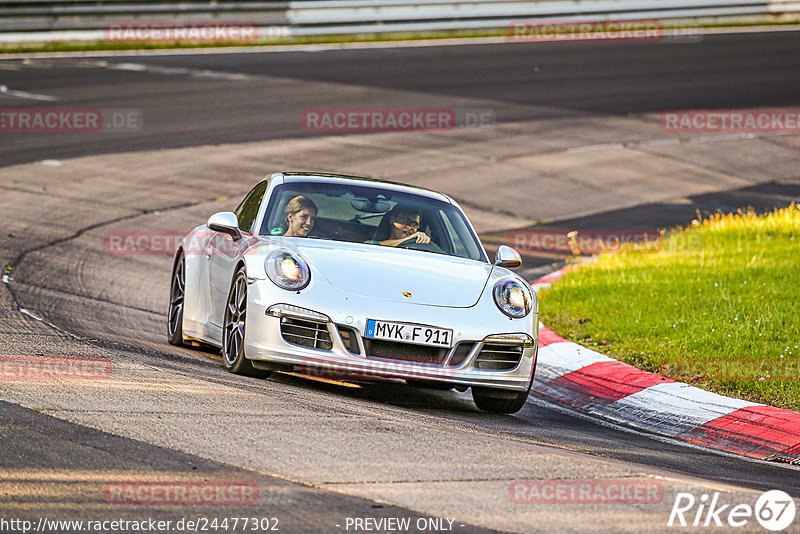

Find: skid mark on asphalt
<box><xmin>4</xmin><ymin>379</ymin><xmax>257</xmax><ymax>395</ymax></box>
<box><xmin>566</xmin><ymin>131</ymin><xmax>797</xmax><ymax>153</ymax></box>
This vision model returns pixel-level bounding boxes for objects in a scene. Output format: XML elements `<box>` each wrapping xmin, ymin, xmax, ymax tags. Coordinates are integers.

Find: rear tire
<box><xmin>167</xmin><ymin>253</ymin><xmax>186</xmax><ymax>346</ymax></box>
<box><xmin>222</xmin><ymin>266</ymin><xmax>272</xmax><ymax>378</ymax></box>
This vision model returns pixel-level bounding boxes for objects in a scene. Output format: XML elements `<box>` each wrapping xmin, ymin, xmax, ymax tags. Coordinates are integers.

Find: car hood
<box><xmin>293</xmin><ymin>240</ymin><xmax>493</xmax><ymax>307</ymax></box>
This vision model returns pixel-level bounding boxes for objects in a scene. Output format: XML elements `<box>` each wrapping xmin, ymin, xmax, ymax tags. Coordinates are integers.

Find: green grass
<box><xmin>0</xmin><ymin>29</ymin><xmax>509</xmax><ymax>54</ymax></box>
<box><xmin>540</xmin><ymin>205</ymin><xmax>800</xmax><ymax>411</ymax></box>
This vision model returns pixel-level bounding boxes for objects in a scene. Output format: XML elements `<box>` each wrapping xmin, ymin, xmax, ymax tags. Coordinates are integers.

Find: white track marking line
<box><xmin>18</xmin><ymin>308</ymin><xmax>43</xmax><ymax>321</ymax></box>
<box><xmin>105</xmin><ymin>62</ymin><xmax>254</xmax><ymax>80</ymax></box>
<box><xmin>537</xmin><ymin>341</ymin><xmax>615</xmax><ymax>375</ymax></box>
<box><xmin>0</xmin><ymin>85</ymin><xmax>59</xmax><ymax>101</ymax></box>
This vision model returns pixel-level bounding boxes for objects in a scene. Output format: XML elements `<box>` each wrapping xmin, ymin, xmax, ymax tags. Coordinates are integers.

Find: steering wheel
<box><xmin>397</xmin><ymin>238</ymin><xmax>446</xmax><ymax>254</ymax></box>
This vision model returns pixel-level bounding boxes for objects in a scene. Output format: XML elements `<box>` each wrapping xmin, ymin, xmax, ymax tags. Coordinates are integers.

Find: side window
<box><xmin>439</xmin><ymin>209</ymin><xmax>470</xmax><ymax>258</ymax></box>
<box><xmin>235</xmin><ymin>180</ymin><xmax>268</xmax><ymax>233</ymax></box>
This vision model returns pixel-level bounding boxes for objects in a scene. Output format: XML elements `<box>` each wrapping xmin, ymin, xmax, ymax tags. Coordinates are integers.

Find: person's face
<box><xmin>287</xmin><ymin>207</ymin><xmax>315</xmax><ymax>236</ymax></box>
<box><xmin>391</xmin><ymin>213</ymin><xmax>420</xmax><ymax>239</ymax></box>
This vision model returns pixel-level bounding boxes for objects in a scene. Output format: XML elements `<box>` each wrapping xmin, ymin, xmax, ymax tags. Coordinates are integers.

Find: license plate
<box><xmin>365</xmin><ymin>319</ymin><xmax>453</xmax><ymax>348</ymax></box>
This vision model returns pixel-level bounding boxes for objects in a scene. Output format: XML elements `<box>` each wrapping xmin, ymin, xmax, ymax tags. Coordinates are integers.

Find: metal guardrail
<box><xmin>286</xmin><ymin>0</ymin><xmax>787</xmax><ymax>35</ymax></box>
<box><xmin>0</xmin><ymin>0</ymin><xmax>798</xmax><ymax>41</ymax></box>
<box><xmin>0</xmin><ymin>1</ymin><xmax>289</xmax><ymax>32</ymax></box>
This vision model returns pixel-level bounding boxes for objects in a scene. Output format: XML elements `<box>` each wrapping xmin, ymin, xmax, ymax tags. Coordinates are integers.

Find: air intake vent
<box><xmin>474</xmin><ymin>343</ymin><xmax>523</xmax><ymax>370</ymax></box>
<box><xmin>446</xmin><ymin>342</ymin><xmax>474</xmax><ymax>367</ymax></box>
<box><xmin>280</xmin><ymin>317</ymin><xmax>332</xmax><ymax>351</ymax></box>
<box><xmin>337</xmin><ymin>326</ymin><xmax>361</xmax><ymax>355</ymax></box>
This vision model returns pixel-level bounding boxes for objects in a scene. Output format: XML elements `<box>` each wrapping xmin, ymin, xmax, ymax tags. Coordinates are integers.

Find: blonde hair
<box><xmin>285</xmin><ymin>195</ymin><xmax>317</xmax><ymax>217</ymax></box>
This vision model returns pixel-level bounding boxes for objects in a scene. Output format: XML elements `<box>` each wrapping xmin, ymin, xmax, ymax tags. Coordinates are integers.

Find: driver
<box><xmin>375</xmin><ymin>206</ymin><xmax>431</xmax><ymax>247</ymax></box>
<box><xmin>281</xmin><ymin>195</ymin><xmax>317</xmax><ymax>237</ymax></box>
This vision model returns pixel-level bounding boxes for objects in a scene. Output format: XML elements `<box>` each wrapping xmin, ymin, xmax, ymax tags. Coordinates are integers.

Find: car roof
<box><xmin>272</xmin><ymin>172</ymin><xmax>453</xmax><ymax>204</ymax></box>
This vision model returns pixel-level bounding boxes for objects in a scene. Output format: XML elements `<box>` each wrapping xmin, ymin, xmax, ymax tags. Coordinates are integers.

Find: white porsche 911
<box><xmin>168</xmin><ymin>172</ymin><xmax>538</xmax><ymax>413</ymax></box>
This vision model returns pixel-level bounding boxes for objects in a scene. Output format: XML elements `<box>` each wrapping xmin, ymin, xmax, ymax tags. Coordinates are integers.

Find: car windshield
<box><xmin>259</xmin><ymin>181</ymin><xmax>487</xmax><ymax>262</ymax></box>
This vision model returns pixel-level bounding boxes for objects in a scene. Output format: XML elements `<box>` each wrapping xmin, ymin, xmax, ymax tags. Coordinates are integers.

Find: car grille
<box><xmin>363</xmin><ymin>338</ymin><xmax>446</xmax><ymax>364</ymax></box>
<box><xmin>474</xmin><ymin>343</ymin><xmax>524</xmax><ymax>370</ymax></box>
<box><xmin>280</xmin><ymin>317</ymin><xmax>332</xmax><ymax>351</ymax></box>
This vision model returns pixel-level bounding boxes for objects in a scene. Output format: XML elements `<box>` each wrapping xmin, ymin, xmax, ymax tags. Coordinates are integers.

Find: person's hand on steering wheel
<box><xmin>403</xmin><ymin>231</ymin><xmax>430</xmax><ymax>244</ymax></box>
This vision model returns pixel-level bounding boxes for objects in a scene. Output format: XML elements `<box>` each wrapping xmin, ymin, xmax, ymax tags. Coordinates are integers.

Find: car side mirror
<box><xmin>207</xmin><ymin>211</ymin><xmax>241</xmax><ymax>239</ymax></box>
<box><xmin>494</xmin><ymin>245</ymin><xmax>522</xmax><ymax>268</ymax></box>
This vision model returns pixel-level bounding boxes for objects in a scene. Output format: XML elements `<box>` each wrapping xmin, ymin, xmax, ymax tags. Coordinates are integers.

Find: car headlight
<box><xmin>493</xmin><ymin>278</ymin><xmax>532</xmax><ymax>318</ymax></box>
<box><xmin>265</xmin><ymin>250</ymin><xmax>310</xmax><ymax>291</ymax></box>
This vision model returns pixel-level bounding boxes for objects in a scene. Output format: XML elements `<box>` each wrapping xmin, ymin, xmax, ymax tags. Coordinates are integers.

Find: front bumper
<box><xmin>243</xmin><ymin>285</ymin><xmax>537</xmax><ymax>392</ymax></box>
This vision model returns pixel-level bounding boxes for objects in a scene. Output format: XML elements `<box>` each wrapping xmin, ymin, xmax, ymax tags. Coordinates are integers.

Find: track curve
<box><xmin>1</xmin><ymin>31</ymin><xmax>799</xmax><ymax>532</ymax></box>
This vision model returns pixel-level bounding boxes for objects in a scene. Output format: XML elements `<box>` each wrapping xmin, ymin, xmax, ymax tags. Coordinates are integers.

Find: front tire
<box><xmin>222</xmin><ymin>266</ymin><xmax>270</xmax><ymax>377</ymax></box>
<box><xmin>472</xmin><ymin>383</ymin><xmax>531</xmax><ymax>414</ymax></box>
<box><xmin>167</xmin><ymin>253</ymin><xmax>186</xmax><ymax>346</ymax></box>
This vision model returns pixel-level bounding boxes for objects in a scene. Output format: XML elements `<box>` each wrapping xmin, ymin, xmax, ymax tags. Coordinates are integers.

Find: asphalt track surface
<box><xmin>2</xmin><ymin>31</ymin><xmax>800</xmax><ymax>166</ymax></box>
<box><xmin>1</xmin><ymin>31</ymin><xmax>800</xmax><ymax>533</ymax></box>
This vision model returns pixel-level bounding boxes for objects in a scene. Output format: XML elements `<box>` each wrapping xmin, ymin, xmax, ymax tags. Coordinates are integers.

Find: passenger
<box><xmin>282</xmin><ymin>195</ymin><xmax>317</xmax><ymax>237</ymax></box>
<box><xmin>374</xmin><ymin>206</ymin><xmax>431</xmax><ymax>247</ymax></box>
